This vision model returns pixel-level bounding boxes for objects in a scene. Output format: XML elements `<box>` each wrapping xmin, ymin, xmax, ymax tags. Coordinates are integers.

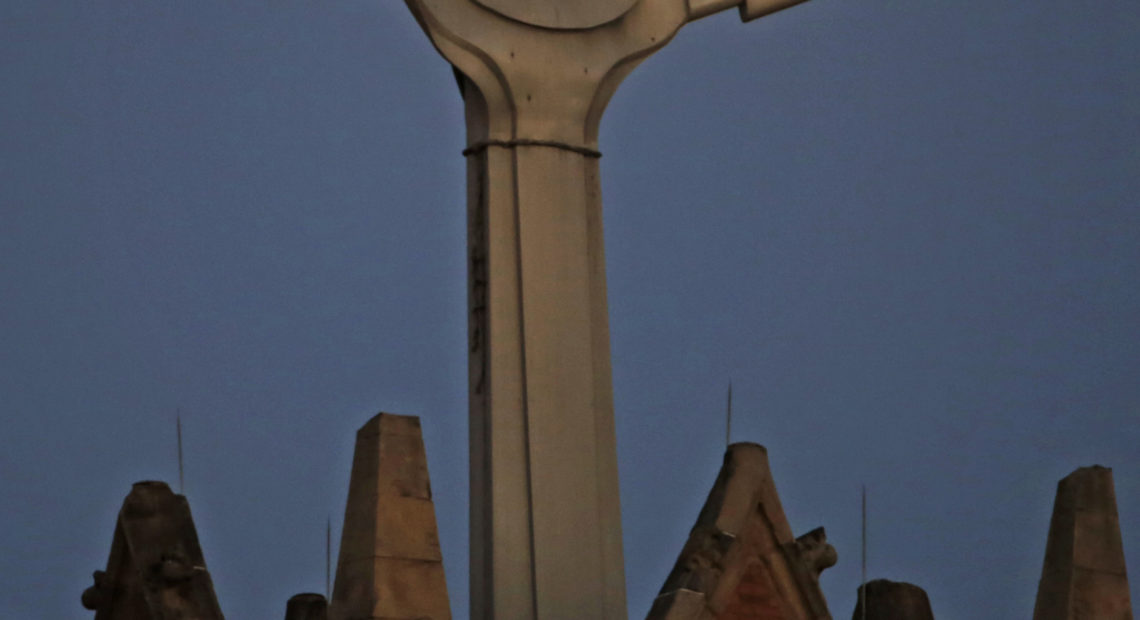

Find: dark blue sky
<box><xmin>2</xmin><ymin>1</ymin><xmax>1137</xmax><ymax>618</ymax></box>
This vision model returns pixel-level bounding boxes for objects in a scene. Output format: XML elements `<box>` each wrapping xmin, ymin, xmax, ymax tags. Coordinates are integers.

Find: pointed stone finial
<box><xmin>285</xmin><ymin>593</ymin><xmax>328</xmax><ymax>620</ymax></box>
<box><xmin>329</xmin><ymin>413</ymin><xmax>451</xmax><ymax>620</ymax></box>
<box><xmin>81</xmin><ymin>480</ymin><xmax>224</xmax><ymax>619</ymax></box>
<box><xmin>850</xmin><ymin>580</ymin><xmax>933</xmax><ymax>620</ymax></box>
<box><xmin>1033</xmin><ymin>466</ymin><xmax>1133</xmax><ymax>620</ymax></box>
<box><xmin>647</xmin><ymin>443</ymin><xmax>834</xmax><ymax>620</ymax></box>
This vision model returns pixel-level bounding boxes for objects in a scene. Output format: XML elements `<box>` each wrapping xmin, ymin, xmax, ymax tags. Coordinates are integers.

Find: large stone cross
<box><xmin>403</xmin><ymin>0</ymin><xmax>809</xmax><ymax>618</ymax></box>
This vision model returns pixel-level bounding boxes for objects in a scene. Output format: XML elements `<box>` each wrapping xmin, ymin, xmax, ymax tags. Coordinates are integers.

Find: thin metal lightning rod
<box><xmin>326</xmin><ymin>517</ymin><xmax>331</xmax><ymax>599</ymax></box>
<box><xmin>176</xmin><ymin>410</ymin><xmax>184</xmax><ymax>495</ymax></box>
<box><xmin>861</xmin><ymin>484</ymin><xmax>867</xmax><ymax>620</ymax></box>
<box><xmin>725</xmin><ymin>381</ymin><xmax>733</xmax><ymax>449</ymax></box>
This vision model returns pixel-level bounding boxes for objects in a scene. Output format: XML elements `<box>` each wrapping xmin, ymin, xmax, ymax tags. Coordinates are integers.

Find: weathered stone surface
<box><xmin>285</xmin><ymin>593</ymin><xmax>328</xmax><ymax>620</ymax></box>
<box><xmin>329</xmin><ymin>413</ymin><xmax>450</xmax><ymax>620</ymax></box>
<box><xmin>82</xmin><ymin>480</ymin><xmax>224</xmax><ymax>619</ymax></box>
<box><xmin>1033</xmin><ymin>466</ymin><xmax>1133</xmax><ymax>620</ymax></box>
<box><xmin>850</xmin><ymin>580</ymin><xmax>933</xmax><ymax>620</ymax></box>
<box><xmin>647</xmin><ymin>443</ymin><xmax>834</xmax><ymax>620</ymax></box>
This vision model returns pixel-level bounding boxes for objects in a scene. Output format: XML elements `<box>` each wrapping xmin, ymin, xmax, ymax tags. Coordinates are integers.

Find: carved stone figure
<box><xmin>794</xmin><ymin>528</ymin><xmax>839</xmax><ymax>579</ymax></box>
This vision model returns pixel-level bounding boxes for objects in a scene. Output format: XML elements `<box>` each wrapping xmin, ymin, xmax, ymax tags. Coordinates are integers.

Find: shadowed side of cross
<box><xmin>400</xmin><ymin>1</ymin><xmax>812</xmax><ymax>619</ymax></box>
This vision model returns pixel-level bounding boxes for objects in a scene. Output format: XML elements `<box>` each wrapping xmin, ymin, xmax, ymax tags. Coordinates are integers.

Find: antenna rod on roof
<box><xmin>725</xmin><ymin>381</ymin><xmax>733</xmax><ymax>449</ymax></box>
<box><xmin>326</xmin><ymin>516</ymin><xmax>332</xmax><ymax>599</ymax></box>
<box><xmin>176</xmin><ymin>410</ymin><xmax>185</xmax><ymax>495</ymax></box>
<box><xmin>861</xmin><ymin>484</ymin><xmax>867</xmax><ymax>620</ymax></box>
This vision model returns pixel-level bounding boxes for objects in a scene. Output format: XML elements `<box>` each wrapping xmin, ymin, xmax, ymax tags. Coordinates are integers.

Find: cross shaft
<box><xmin>403</xmin><ymin>0</ymin><xmax>811</xmax><ymax>617</ymax></box>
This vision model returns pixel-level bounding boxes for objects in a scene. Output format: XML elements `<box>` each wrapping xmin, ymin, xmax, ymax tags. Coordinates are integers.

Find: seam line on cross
<box><xmin>463</xmin><ymin>138</ymin><xmax>602</xmax><ymax>158</ymax></box>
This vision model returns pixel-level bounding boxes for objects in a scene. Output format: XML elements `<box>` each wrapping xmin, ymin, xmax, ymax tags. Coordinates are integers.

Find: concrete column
<box><xmin>402</xmin><ymin>1</ymin><xmax>814</xmax><ymax>617</ymax></box>
<box><xmin>329</xmin><ymin>414</ymin><xmax>450</xmax><ymax>620</ymax></box>
<box><xmin>464</xmin><ymin>86</ymin><xmax>623</xmax><ymax>619</ymax></box>
<box><xmin>1032</xmin><ymin>466</ymin><xmax>1133</xmax><ymax>620</ymax></box>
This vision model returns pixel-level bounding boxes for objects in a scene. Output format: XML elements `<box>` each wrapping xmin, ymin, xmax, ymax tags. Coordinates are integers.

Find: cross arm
<box><xmin>687</xmin><ymin>0</ymin><xmax>810</xmax><ymax>22</ymax></box>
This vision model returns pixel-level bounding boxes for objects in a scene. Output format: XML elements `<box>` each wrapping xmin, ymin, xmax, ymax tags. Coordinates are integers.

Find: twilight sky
<box><xmin>2</xmin><ymin>1</ymin><xmax>1138</xmax><ymax>618</ymax></box>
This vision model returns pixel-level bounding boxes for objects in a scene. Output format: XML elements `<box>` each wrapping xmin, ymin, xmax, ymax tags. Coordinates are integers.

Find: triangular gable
<box><xmin>82</xmin><ymin>481</ymin><xmax>224</xmax><ymax>619</ymax></box>
<box><xmin>648</xmin><ymin>443</ymin><xmax>834</xmax><ymax>620</ymax></box>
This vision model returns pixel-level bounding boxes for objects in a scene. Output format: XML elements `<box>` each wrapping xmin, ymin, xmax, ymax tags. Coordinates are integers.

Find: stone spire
<box><xmin>1033</xmin><ymin>466</ymin><xmax>1133</xmax><ymax>620</ymax></box>
<box><xmin>81</xmin><ymin>480</ymin><xmax>224</xmax><ymax>619</ymax></box>
<box><xmin>285</xmin><ymin>593</ymin><xmax>328</xmax><ymax>620</ymax></box>
<box><xmin>850</xmin><ymin>580</ymin><xmax>933</xmax><ymax>620</ymax></box>
<box><xmin>329</xmin><ymin>413</ymin><xmax>450</xmax><ymax>620</ymax></box>
<box><xmin>648</xmin><ymin>443</ymin><xmax>836</xmax><ymax>620</ymax></box>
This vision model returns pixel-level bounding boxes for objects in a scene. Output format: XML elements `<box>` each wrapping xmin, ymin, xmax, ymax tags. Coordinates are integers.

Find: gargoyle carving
<box><xmin>793</xmin><ymin>527</ymin><xmax>838</xmax><ymax>579</ymax></box>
